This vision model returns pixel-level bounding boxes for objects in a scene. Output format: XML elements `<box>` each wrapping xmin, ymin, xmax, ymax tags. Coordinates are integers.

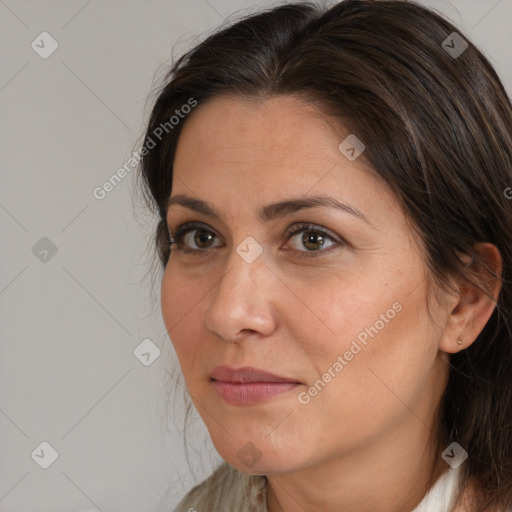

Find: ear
<box><xmin>439</xmin><ymin>243</ymin><xmax>503</xmax><ymax>354</ymax></box>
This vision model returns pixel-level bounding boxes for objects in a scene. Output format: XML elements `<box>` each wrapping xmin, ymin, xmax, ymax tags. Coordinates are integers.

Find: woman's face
<box><xmin>161</xmin><ymin>94</ymin><xmax>451</xmax><ymax>475</ymax></box>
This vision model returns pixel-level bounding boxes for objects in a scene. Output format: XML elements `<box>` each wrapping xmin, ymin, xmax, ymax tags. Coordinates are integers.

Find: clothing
<box><xmin>172</xmin><ymin>461</ymin><xmax>462</xmax><ymax>511</ymax></box>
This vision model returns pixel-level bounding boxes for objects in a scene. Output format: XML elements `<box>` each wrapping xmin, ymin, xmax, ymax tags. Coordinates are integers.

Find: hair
<box><xmin>138</xmin><ymin>0</ymin><xmax>512</xmax><ymax>509</ymax></box>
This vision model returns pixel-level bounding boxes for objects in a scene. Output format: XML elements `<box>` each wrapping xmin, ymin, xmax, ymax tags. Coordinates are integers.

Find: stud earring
<box><xmin>457</xmin><ymin>336</ymin><xmax>463</xmax><ymax>345</ymax></box>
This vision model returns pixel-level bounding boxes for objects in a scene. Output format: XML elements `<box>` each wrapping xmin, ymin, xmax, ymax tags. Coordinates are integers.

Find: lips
<box><xmin>210</xmin><ymin>365</ymin><xmax>299</xmax><ymax>384</ymax></box>
<box><xmin>210</xmin><ymin>365</ymin><xmax>301</xmax><ymax>406</ymax></box>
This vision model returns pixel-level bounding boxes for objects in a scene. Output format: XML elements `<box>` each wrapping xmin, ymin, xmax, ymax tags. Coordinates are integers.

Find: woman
<box><xmin>139</xmin><ymin>0</ymin><xmax>512</xmax><ymax>510</ymax></box>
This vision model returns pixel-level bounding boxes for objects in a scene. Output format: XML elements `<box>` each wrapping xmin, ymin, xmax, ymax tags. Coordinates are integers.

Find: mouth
<box><xmin>210</xmin><ymin>365</ymin><xmax>302</xmax><ymax>406</ymax></box>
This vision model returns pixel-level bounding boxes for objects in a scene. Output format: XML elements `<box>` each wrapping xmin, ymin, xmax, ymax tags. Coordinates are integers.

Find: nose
<box><xmin>204</xmin><ymin>248</ymin><xmax>277</xmax><ymax>342</ymax></box>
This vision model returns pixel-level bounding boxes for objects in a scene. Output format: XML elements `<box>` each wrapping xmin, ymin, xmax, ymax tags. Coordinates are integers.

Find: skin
<box><xmin>161</xmin><ymin>94</ymin><xmax>502</xmax><ymax>512</ymax></box>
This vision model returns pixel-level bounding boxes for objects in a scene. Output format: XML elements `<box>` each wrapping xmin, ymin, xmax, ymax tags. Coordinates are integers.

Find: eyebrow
<box><xmin>167</xmin><ymin>193</ymin><xmax>370</xmax><ymax>225</ymax></box>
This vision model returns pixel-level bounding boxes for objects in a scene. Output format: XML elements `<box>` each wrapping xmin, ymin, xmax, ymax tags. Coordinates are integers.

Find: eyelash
<box><xmin>168</xmin><ymin>221</ymin><xmax>343</xmax><ymax>259</ymax></box>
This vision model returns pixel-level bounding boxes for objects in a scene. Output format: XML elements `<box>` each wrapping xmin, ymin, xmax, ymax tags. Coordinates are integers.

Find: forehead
<box><xmin>171</xmin><ymin>94</ymin><xmax>398</xmax><ymax>224</ymax></box>
<box><xmin>175</xmin><ymin>94</ymin><xmax>367</xmax><ymax>178</ymax></box>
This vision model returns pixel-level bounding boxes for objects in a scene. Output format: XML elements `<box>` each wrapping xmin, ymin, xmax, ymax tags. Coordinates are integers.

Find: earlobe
<box><xmin>439</xmin><ymin>243</ymin><xmax>502</xmax><ymax>354</ymax></box>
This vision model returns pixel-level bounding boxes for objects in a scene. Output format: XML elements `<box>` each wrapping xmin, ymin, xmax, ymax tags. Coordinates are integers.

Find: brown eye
<box><xmin>287</xmin><ymin>225</ymin><xmax>338</xmax><ymax>254</ymax></box>
<box><xmin>301</xmin><ymin>231</ymin><xmax>328</xmax><ymax>251</ymax></box>
<box><xmin>169</xmin><ymin>222</ymin><xmax>222</xmax><ymax>254</ymax></box>
<box><xmin>192</xmin><ymin>229</ymin><xmax>216</xmax><ymax>248</ymax></box>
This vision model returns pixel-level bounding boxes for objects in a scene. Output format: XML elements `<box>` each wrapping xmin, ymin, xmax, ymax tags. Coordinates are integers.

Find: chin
<box><xmin>214</xmin><ymin>438</ymin><xmax>306</xmax><ymax>476</ymax></box>
<box><xmin>225</xmin><ymin>454</ymin><xmax>289</xmax><ymax>476</ymax></box>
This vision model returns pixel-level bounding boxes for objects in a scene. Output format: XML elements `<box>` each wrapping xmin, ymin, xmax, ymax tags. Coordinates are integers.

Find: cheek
<box><xmin>293</xmin><ymin>269</ymin><xmax>402</xmax><ymax>361</ymax></box>
<box><xmin>296</xmin><ymin>263</ymin><xmax>435</xmax><ymax>398</ymax></box>
<box><xmin>161</xmin><ymin>265</ymin><xmax>208</xmax><ymax>373</ymax></box>
<box><xmin>300</xmin><ymin>277</ymin><xmax>437</xmax><ymax>424</ymax></box>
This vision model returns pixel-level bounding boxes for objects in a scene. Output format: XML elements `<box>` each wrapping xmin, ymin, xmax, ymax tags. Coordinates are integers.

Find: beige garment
<box><xmin>173</xmin><ymin>462</ymin><xmax>267</xmax><ymax>512</ymax></box>
<box><xmin>172</xmin><ymin>462</ymin><xmax>464</xmax><ymax>512</ymax></box>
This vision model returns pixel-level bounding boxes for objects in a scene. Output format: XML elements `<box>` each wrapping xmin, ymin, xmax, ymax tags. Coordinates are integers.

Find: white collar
<box><xmin>411</xmin><ymin>467</ymin><xmax>461</xmax><ymax>512</ymax></box>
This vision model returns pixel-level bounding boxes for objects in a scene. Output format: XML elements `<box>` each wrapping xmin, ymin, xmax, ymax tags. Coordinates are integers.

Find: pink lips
<box><xmin>210</xmin><ymin>365</ymin><xmax>301</xmax><ymax>406</ymax></box>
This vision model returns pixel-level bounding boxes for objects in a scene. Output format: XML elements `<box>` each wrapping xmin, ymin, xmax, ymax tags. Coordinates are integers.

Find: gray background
<box><xmin>0</xmin><ymin>0</ymin><xmax>510</xmax><ymax>511</ymax></box>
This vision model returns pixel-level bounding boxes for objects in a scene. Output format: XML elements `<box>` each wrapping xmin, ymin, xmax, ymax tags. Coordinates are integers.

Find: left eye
<box><xmin>286</xmin><ymin>225</ymin><xmax>338</xmax><ymax>253</ymax></box>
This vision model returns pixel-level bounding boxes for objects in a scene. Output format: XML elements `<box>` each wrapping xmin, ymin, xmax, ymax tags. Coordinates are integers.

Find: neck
<box><xmin>266</xmin><ymin>413</ymin><xmax>447</xmax><ymax>512</ymax></box>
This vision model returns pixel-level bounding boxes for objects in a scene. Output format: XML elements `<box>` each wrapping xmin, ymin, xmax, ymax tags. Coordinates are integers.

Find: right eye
<box><xmin>169</xmin><ymin>222</ymin><xmax>223</xmax><ymax>255</ymax></box>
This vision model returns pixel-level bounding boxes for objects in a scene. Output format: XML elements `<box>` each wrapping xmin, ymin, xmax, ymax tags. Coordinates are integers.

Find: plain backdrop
<box><xmin>0</xmin><ymin>0</ymin><xmax>511</xmax><ymax>511</ymax></box>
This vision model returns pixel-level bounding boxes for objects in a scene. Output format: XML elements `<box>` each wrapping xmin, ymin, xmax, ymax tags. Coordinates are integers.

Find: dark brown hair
<box><xmin>139</xmin><ymin>0</ymin><xmax>512</xmax><ymax>509</ymax></box>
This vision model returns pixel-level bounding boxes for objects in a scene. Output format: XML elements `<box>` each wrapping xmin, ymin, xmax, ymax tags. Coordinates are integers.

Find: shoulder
<box><xmin>172</xmin><ymin>462</ymin><xmax>267</xmax><ymax>512</ymax></box>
